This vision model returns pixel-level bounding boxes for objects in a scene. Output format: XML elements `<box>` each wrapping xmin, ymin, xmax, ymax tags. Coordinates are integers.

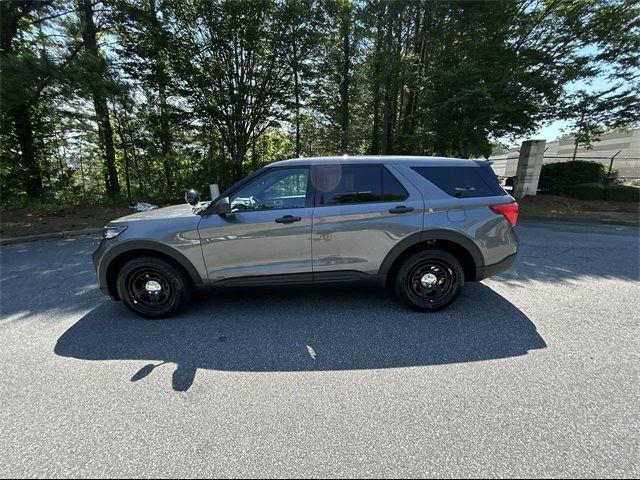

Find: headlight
<box><xmin>103</xmin><ymin>226</ymin><xmax>128</xmax><ymax>240</ymax></box>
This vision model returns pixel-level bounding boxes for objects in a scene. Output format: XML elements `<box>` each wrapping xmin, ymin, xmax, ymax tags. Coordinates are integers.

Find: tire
<box><xmin>393</xmin><ymin>248</ymin><xmax>464</xmax><ymax>312</ymax></box>
<box><xmin>116</xmin><ymin>256</ymin><xmax>194</xmax><ymax>319</ymax></box>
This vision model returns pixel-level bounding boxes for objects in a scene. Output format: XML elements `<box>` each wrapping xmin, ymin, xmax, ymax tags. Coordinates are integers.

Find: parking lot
<box><xmin>0</xmin><ymin>221</ymin><xmax>638</xmax><ymax>478</ymax></box>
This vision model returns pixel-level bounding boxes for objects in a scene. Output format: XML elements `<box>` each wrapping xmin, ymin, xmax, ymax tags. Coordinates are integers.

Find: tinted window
<box><xmin>383</xmin><ymin>168</ymin><xmax>409</xmax><ymax>201</ymax></box>
<box><xmin>412</xmin><ymin>166</ymin><xmax>506</xmax><ymax>198</ymax></box>
<box><xmin>230</xmin><ymin>168</ymin><xmax>309</xmax><ymax>211</ymax></box>
<box><xmin>317</xmin><ymin>166</ymin><xmax>383</xmax><ymax>205</ymax></box>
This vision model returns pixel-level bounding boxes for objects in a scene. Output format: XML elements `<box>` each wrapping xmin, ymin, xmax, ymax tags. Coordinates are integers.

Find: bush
<box><xmin>605</xmin><ymin>185</ymin><xmax>640</xmax><ymax>203</ymax></box>
<box><xmin>571</xmin><ymin>183</ymin><xmax>605</xmax><ymax>201</ymax></box>
<box><xmin>539</xmin><ymin>161</ymin><xmax>609</xmax><ymax>195</ymax></box>
<box><xmin>0</xmin><ymin>197</ymin><xmax>64</xmax><ymax>216</ymax></box>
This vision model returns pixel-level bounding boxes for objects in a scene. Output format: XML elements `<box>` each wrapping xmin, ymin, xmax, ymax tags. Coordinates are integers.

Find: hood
<box><xmin>110</xmin><ymin>204</ymin><xmax>197</xmax><ymax>223</ymax></box>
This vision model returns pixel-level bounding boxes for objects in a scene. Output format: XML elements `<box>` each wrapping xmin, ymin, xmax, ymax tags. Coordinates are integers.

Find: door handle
<box><xmin>389</xmin><ymin>206</ymin><xmax>415</xmax><ymax>214</ymax></box>
<box><xmin>275</xmin><ymin>215</ymin><xmax>302</xmax><ymax>224</ymax></box>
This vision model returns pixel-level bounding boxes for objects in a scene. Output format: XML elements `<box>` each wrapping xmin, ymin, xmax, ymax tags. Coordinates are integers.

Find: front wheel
<box><xmin>116</xmin><ymin>256</ymin><xmax>193</xmax><ymax>319</ymax></box>
<box><xmin>393</xmin><ymin>249</ymin><xmax>464</xmax><ymax>312</ymax></box>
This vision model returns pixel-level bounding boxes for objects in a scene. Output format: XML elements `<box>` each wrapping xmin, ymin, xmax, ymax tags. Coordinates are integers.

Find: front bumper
<box><xmin>92</xmin><ymin>239</ymin><xmax>115</xmax><ymax>297</ymax></box>
<box><xmin>474</xmin><ymin>252</ymin><xmax>517</xmax><ymax>281</ymax></box>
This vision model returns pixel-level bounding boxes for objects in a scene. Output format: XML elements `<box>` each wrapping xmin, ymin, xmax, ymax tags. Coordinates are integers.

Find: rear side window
<box><xmin>383</xmin><ymin>168</ymin><xmax>409</xmax><ymax>201</ymax></box>
<box><xmin>314</xmin><ymin>165</ymin><xmax>409</xmax><ymax>205</ymax></box>
<box><xmin>411</xmin><ymin>166</ymin><xmax>506</xmax><ymax>198</ymax></box>
<box><xmin>317</xmin><ymin>166</ymin><xmax>383</xmax><ymax>205</ymax></box>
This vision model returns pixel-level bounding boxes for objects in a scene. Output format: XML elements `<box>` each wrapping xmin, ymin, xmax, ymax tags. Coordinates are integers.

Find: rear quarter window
<box><xmin>411</xmin><ymin>166</ymin><xmax>506</xmax><ymax>198</ymax></box>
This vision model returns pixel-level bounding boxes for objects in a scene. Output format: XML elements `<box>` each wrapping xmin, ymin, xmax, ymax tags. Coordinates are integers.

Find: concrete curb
<box><xmin>520</xmin><ymin>215</ymin><xmax>639</xmax><ymax>227</ymax></box>
<box><xmin>0</xmin><ymin>227</ymin><xmax>103</xmax><ymax>246</ymax></box>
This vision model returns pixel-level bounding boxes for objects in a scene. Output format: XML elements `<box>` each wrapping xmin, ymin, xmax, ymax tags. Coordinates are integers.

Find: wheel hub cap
<box><xmin>420</xmin><ymin>273</ymin><xmax>438</xmax><ymax>287</ymax></box>
<box><xmin>145</xmin><ymin>280</ymin><xmax>162</xmax><ymax>293</ymax></box>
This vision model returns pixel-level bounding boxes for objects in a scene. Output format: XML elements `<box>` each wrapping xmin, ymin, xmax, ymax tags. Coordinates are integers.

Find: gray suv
<box><xmin>93</xmin><ymin>156</ymin><xmax>519</xmax><ymax>318</ymax></box>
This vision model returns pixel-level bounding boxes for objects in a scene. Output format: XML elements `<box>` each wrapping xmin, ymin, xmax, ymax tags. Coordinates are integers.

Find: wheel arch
<box><xmin>379</xmin><ymin>230</ymin><xmax>484</xmax><ymax>283</ymax></box>
<box><xmin>100</xmin><ymin>241</ymin><xmax>202</xmax><ymax>300</ymax></box>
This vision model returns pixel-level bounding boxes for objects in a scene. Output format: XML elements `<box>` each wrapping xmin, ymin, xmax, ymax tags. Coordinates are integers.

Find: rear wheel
<box><xmin>393</xmin><ymin>249</ymin><xmax>464</xmax><ymax>311</ymax></box>
<box><xmin>116</xmin><ymin>256</ymin><xmax>193</xmax><ymax>319</ymax></box>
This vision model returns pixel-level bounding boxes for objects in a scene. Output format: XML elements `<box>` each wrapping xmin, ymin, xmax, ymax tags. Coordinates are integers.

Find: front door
<box><xmin>198</xmin><ymin>167</ymin><xmax>314</xmax><ymax>283</ymax></box>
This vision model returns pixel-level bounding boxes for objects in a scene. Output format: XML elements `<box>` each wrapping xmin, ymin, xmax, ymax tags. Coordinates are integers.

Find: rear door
<box><xmin>311</xmin><ymin>164</ymin><xmax>424</xmax><ymax>277</ymax></box>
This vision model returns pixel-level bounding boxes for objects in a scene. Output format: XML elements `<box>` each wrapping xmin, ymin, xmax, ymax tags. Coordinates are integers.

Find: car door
<box><xmin>311</xmin><ymin>164</ymin><xmax>424</xmax><ymax>278</ymax></box>
<box><xmin>198</xmin><ymin>166</ymin><xmax>314</xmax><ymax>283</ymax></box>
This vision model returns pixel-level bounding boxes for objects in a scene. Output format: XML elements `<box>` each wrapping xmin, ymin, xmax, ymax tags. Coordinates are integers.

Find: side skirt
<box><xmin>209</xmin><ymin>271</ymin><xmax>386</xmax><ymax>289</ymax></box>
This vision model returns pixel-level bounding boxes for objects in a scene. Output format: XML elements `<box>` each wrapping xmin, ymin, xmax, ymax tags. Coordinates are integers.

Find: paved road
<box><xmin>0</xmin><ymin>221</ymin><xmax>638</xmax><ymax>478</ymax></box>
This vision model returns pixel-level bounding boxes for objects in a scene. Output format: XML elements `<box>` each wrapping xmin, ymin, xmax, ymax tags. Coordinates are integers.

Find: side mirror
<box><xmin>214</xmin><ymin>196</ymin><xmax>232</xmax><ymax>215</ymax></box>
<box><xmin>185</xmin><ymin>189</ymin><xmax>200</xmax><ymax>206</ymax></box>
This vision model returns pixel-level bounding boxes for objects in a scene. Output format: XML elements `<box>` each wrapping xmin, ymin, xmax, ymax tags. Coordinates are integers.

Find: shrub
<box><xmin>539</xmin><ymin>161</ymin><xmax>609</xmax><ymax>195</ymax></box>
<box><xmin>605</xmin><ymin>185</ymin><xmax>640</xmax><ymax>203</ymax></box>
<box><xmin>32</xmin><ymin>203</ymin><xmax>64</xmax><ymax>216</ymax></box>
<box><xmin>570</xmin><ymin>183</ymin><xmax>605</xmax><ymax>200</ymax></box>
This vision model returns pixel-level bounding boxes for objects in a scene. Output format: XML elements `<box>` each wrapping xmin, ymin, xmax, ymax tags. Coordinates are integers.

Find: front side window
<box><xmin>230</xmin><ymin>168</ymin><xmax>309</xmax><ymax>211</ymax></box>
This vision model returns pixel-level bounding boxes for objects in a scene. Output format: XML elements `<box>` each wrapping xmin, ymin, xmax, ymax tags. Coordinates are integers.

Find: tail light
<box><xmin>490</xmin><ymin>202</ymin><xmax>519</xmax><ymax>227</ymax></box>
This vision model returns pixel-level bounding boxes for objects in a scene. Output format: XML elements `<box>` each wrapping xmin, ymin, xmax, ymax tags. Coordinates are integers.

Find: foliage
<box><xmin>604</xmin><ymin>185</ymin><xmax>640</xmax><ymax>203</ymax></box>
<box><xmin>570</xmin><ymin>183</ymin><xmax>606</xmax><ymax>201</ymax></box>
<box><xmin>1</xmin><ymin>0</ymin><xmax>639</xmax><ymax>206</ymax></box>
<box><xmin>539</xmin><ymin>161</ymin><xmax>610</xmax><ymax>195</ymax></box>
<box><xmin>568</xmin><ymin>183</ymin><xmax>639</xmax><ymax>202</ymax></box>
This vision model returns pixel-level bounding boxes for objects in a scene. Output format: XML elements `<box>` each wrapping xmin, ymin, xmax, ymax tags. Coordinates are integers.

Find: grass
<box><xmin>518</xmin><ymin>195</ymin><xmax>639</xmax><ymax>225</ymax></box>
<box><xmin>0</xmin><ymin>202</ymin><xmax>134</xmax><ymax>238</ymax></box>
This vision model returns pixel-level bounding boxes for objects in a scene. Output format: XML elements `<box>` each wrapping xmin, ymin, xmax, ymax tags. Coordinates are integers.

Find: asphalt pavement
<box><xmin>0</xmin><ymin>221</ymin><xmax>638</xmax><ymax>478</ymax></box>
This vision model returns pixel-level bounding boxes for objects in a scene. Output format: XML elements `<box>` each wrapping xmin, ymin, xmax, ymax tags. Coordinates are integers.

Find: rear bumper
<box><xmin>474</xmin><ymin>252</ymin><xmax>517</xmax><ymax>281</ymax></box>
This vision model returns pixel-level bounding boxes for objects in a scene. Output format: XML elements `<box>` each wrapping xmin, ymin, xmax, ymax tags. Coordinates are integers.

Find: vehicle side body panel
<box><xmin>93</xmin><ymin>156</ymin><xmax>519</xmax><ymax>301</ymax></box>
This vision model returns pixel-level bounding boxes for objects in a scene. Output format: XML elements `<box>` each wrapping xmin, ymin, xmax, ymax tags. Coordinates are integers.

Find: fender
<box><xmin>98</xmin><ymin>239</ymin><xmax>204</xmax><ymax>292</ymax></box>
<box><xmin>377</xmin><ymin>229</ymin><xmax>485</xmax><ymax>276</ymax></box>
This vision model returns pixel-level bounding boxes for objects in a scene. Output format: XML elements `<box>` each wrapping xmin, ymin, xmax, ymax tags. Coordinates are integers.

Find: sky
<box><xmin>506</xmin><ymin>44</ymin><xmax>639</xmax><ymax>148</ymax></box>
<box><xmin>506</xmin><ymin>75</ymin><xmax>612</xmax><ymax>147</ymax></box>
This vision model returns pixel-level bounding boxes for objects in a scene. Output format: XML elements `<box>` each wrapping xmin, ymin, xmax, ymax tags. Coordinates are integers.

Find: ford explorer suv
<box><xmin>93</xmin><ymin>156</ymin><xmax>519</xmax><ymax>318</ymax></box>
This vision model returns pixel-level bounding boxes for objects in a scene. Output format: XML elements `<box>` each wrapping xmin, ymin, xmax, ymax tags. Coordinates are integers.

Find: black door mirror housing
<box><xmin>214</xmin><ymin>197</ymin><xmax>232</xmax><ymax>215</ymax></box>
<box><xmin>185</xmin><ymin>189</ymin><xmax>200</xmax><ymax>206</ymax></box>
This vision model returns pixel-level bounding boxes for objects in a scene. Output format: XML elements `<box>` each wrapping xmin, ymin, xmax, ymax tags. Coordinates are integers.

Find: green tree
<box><xmin>76</xmin><ymin>0</ymin><xmax>120</xmax><ymax>195</ymax></box>
<box><xmin>171</xmin><ymin>0</ymin><xmax>289</xmax><ymax>181</ymax></box>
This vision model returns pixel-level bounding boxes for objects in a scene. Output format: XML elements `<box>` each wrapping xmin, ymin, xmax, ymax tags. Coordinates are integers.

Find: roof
<box><xmin>268</xmin><ymin>155</ymin><xmax>489</xmax><ymax>168</ymax></box>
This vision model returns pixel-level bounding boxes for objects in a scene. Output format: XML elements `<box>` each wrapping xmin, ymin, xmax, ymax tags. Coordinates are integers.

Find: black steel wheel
<box><xmin>117</xmin><ymin>256</ymin><xmax>193</xmax><ymax>318</ymax></box>
<box><xmin>393</xmin><ymin>249</ymin><xmax>464</xmax><ymax>311</ymax></box>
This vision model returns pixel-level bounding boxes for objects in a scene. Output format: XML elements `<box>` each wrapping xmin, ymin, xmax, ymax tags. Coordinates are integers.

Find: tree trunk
<box><xmin>121</xmin><ymin>103</ymin><xmax>145</xmax><ymax>195</ymax></box>
<box><xmin>369</xmin><ymin>4</ymin><xmax>384</xmax><ymax>155</ymax></box>
<box><xmin>252</xmin><ymin>130</ymin><xmax>258</xmax><ymax>170</ymax></box>
<box><xmin>113</xmin><ymin>104</ymin><xmax>133</xmax><ymax>204</ymax></box>
<box><xmin>339</xmin><ymin>7</ymin><xmax>351</xmax><ymax>153</ymax></box>
<box><xmin>381</xmin><ymin>3</ymin><xmax>396</xmax><ymax>154</ymax></box>
<box><xmin>148</xmin><ymin>0</ymin><xmax>173</xmax><ymax>191</ymax></box>
<box><xmin>13</xmin><ymin>101</ymin><xmax>44</xmax><ymax>196</ymax></box>
<box><xmin>401</xmin><ymin>7</ymin><xmax>428</xmax><ymax>146</ymax></box>
<box><xmin>159</xmin><ymin>79</ymin><xmax>173</xmax><ymax>191</ymax></box>
<box><xmin>571</xmin><ymin>113</ymin><xmax>585</xmax><ymax>162</ymax></box>
<box><xmin>292</xmin><ymin>40</ymin><xmax>302</xmax><ymax>158</ymax></box>
<box><xmin>294</xmin><ymin>66</ymin><xmax>301</xmax><ymax>157</ymax></box>
<box><xmin>229</xmin><ymin>134</ymin><xmax>248</xmax><ymax>182</ymax></box>
<box><xmin>78</xmin><ymin>0</ymin><xmax>120</xmax><ymax>195</ymax></box>
<box><xmin>1</xmin><ymin>1</ymin><xmax>44</xmax><ymax>197</ymax></box>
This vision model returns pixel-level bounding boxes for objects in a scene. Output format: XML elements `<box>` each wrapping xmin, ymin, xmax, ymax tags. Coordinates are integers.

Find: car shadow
<box><xmin>55</xmin><ymin>283</ymin><xmax>546</xmax><ymax>391</ymax></box>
